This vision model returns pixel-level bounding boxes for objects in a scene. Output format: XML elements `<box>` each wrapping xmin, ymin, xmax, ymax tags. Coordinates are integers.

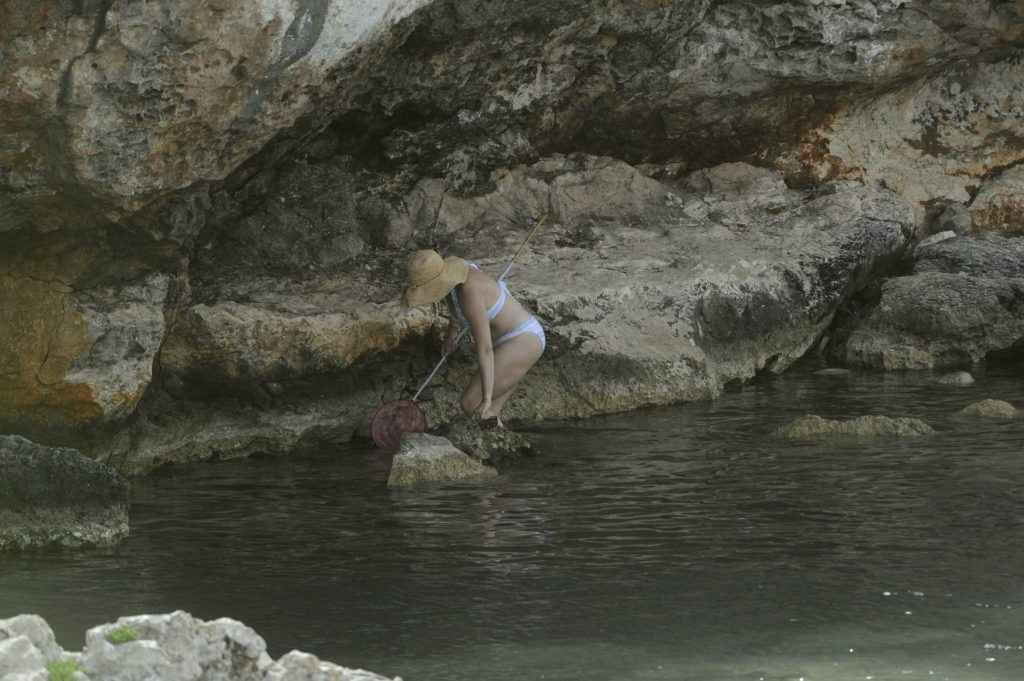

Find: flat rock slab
<box><xmin>388</xmin><ymin>434</ymin><xmax>497</xmax><ymax>487</ymax></box>
<box><xmin>777</xmin><ymin>415</ymin><xmax>935</xmax><ymax>439</ymax></box>
<box><xmin>959</xmin><ymin>399</ymin><xmax>1019</xmax><ymax>419</ymax></box>
<box><xmin>0</xmin><ymin>435</ymin><xmax>129</xmax><ymax>551</ymax></box>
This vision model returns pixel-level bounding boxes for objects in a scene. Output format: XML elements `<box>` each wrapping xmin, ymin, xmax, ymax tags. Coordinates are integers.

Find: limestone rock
<box><xmin>843</xmin><ymin>236</ymin><xmax>1024</xmax><ymax>369</ymax></box>
<box><xmin>935</xmin><ymin>371</ymin><xmax>975</xmax><ymax>386</ymax></box>
<box><xmin>265</xmin><ymin>650</ymin><xmax>395</xmax><ymax>681</ymax></box>
<box><xmin>0</xmin><ymin>435</ymin><xmax>129</xmax><ymax>551</ymax></box>
<box><xmin>81</xmin><ymin>612</ymin><xmax>272</xmax><ymax>681</ymax></box>
<box><xmin>0</xmin><ymin>616</ymin><xmax>61</xmax><ymax>664</ymax></box>
<box><xmin>0</xmin><ymin>271</ymin><xmax>169</xmax><ymax>435</ymax></box>
<box><xmin>777</xmin><ymin>415</ymin><xmax>934</xmax><ymax>439</ymax></box>
<box><xmin>387</xmin><ymin>434</ymin><xmax>497</xmax><ymax>487</ymax></box>
<box><xmin>970</xmin><ymin>166</ymin><xmax>1024</xmax><ymax>236</ymax></box>
<box><xmin>959</xmin><ymin>399</ymin><xmax>1019</xmax><ymax>419</ymax></box>
<box><xmin>0</xmin><ymin>637</ymin><xmax>45</xmax><ymax>677</ymax></box>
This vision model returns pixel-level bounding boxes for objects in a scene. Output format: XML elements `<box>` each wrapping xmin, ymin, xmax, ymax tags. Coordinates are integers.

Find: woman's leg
<box><xmin>460</xmin><ymin>332</ymin><xmax>543</xmax><ymax>421</ymax></box>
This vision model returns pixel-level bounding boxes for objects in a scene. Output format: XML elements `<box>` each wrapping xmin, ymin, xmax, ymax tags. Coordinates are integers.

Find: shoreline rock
<box><xmin>0</xmin><ymin>435</ymin><xmax>129</xmax><ymax>552</ymax></box>
<box><xmin>387</xmin><ymin>433</ymin><xmax>497</xmax><ymax>487</ymax></box>
<box><xmin>777</xmin><ymin>415</ymin><xmax>935</xmax><ymax>439</ymax></box>
<box><xmin>0</xmin><ymin>612</ymin><xmax>397</xmax><ymax>681</ymax></box>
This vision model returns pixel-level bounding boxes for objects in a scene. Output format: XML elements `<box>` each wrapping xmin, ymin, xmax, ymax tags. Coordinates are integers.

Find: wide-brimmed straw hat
<box><xmin>403</xmin><ymin>249</ymin><xmax>470</xmax><ymax>307</ymax></box>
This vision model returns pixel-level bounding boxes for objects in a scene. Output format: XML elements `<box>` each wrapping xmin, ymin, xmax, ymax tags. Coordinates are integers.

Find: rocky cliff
<box><xmin>2</xmin><ymin>0</ymin><xmax>1022</xmax><ymax>472</ymax></box>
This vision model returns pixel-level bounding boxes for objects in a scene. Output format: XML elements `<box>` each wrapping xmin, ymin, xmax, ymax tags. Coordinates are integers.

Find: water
<box><xmin>3</xmin><ymin>362</ymin><xmax>1024</xmax><ymax>681</ymax></box>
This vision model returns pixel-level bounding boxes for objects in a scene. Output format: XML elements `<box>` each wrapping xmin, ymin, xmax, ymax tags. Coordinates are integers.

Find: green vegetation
<box><xmin>46</xmin><ymin>659</ymin><xmax>81</xmax><ymax>681</ymax></box>
<box><xmin>105</xmin><ymin>625</ymin><xmax>139</xmax><ymax>645</ymax></box>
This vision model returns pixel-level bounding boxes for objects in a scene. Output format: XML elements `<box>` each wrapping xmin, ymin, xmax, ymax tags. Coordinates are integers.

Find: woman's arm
<box><xmin>460</xmin><ymin>279</ymin><xmax>495</xmax><ymax>415</ymax></box>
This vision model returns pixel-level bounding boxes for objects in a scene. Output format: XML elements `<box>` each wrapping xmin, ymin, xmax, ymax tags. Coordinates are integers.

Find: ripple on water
<box><xmin>1</xmin><ymin>361</ymin><xmax>1023</xmax><ymax>680</ymax></box>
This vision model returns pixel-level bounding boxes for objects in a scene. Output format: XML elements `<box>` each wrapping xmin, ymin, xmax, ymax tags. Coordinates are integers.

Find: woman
<box><xmin>403</xmin><ymin>249</ymin><xmax>545</xmax><ymax>428</ymax></box>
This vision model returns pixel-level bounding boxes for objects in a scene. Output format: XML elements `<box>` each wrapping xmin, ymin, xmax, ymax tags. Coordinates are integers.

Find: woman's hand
<box><xmin>442</xmin><ymin>330</ymin><xmax>460</xmax><ymax>356</ymax></box>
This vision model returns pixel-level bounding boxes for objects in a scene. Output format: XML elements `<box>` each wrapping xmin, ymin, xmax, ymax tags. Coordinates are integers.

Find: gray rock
<box><xmin>442</xmin><ymin>418</ymin><xmax>533</xmax><ymax>464</ymax></box>
<box><xmin>0</xmin><ymin>616</ymin><xmax>61</xmax><ymax>664</ymax></box>
<box><xmin>777</xmin><ymin>415</ymin><xmax>935</xmax><ymax>439</ymax></box>
<box><xmin>0</xmin><ymin>637</ymin><xmax>45</xmax><ymax>677</ymax></box>
<box><xmin>265</xmin><ymin>650</ymin><xmax>395</xmax><ymax>681</ymax></box>
<box><xmin>935</xmin><ymin>371</ymin><xmax>975</xmax><ymax>386</ymax></box>
<box><xmin>932</xmin><ymin>204</ymin><xmax>972</xmax><ymax>237</ymax></box>
<box><xmin>388</xmin><ymin>434</ymin><xmax>498</xmax><ymax>487</ymax></box>
<box><xmin>81</xmin><ymin>612</ymin><xmax>272</xmax><ymax>681</ymax></box>
<box><xmin>844</xmin><ymin>240</ymin><xmax>1024</xmax><ymax>369</ymax></box>
<box><xmin>916</xmin><ymin>231</ymin><xmax>957</xmax><ymax>251</ymax></box>
<box><xmin>0</xmin><ymin>435</ymin><xmax>129</xmax><ymax>551</ymax></box>
<box><xmin>13</xmin><ymin>612</ymin><xmax>396</xmax><ymax>681</ymax></box>
<box><xmin>959</xmin><ymin>399</ymin><xmax>1019</xmax><ymax>419</ymax></box>
<box><xmin>915</xmin><ymin>234</ymin><xmax>1024</xmax><ymax>279</ymax></box>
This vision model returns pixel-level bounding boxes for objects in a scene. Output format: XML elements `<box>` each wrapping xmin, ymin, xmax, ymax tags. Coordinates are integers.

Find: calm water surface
<box><xmin>3</xmin><ymin>362</ymin><xmax>1024</xmax><ymax>681</ymax></box>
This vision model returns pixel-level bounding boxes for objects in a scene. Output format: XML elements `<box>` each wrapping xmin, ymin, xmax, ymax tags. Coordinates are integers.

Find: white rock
<box><xmin>0</xmin><ymin>615</ymin><xmax>61</xmax><ymax>663</ymax></box>
<box><xmin>0</xmin><ymin>637</ymin><xmax>45</xmax><ymax>677</ymax></box>
<box><xmin>916</xmin><ymin>230</ymin><xmax>957</xmax><ymax>250</ymax></box>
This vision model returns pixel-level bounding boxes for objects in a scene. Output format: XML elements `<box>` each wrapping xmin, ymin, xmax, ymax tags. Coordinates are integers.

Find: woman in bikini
<box><xmin>403</xmin><ymin>249</ymin><xmax>545</xmax><ymax>429</ymax></box>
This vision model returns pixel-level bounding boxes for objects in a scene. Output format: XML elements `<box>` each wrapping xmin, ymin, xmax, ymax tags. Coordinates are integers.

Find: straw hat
<box><xmin>403</xmin><ymin>249</ymin><xmax>470</xmax><ymax>306</ymax></box>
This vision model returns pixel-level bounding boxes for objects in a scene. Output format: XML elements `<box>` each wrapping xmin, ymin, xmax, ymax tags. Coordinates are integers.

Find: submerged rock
<box><xmin>0</xmin><ymin>611</ymin><xmax>397</xmax><ymax>681</ymax></box>
<box><xmin>959</xmin><ymin>399</ymin><xmax>1019</xmax><ymax>419</ymax></box>
<box><xmin>814</xmin><ymin>368</ymin><xmax>852</xmax><ymax>377</ymax></box>
<box><xmin>935</xmin><ymin>371</ymin><xmax>975</xmax><ymax>386</ymax></box>
<box><xmin>387</xmin><ymin>433</ymin><xmax>497</xmax><ymax>487</ymax></box>
<box><xmin>777</xmin><ymin>415</ymin><xmax>934</xmax><ymax>439</ymax></box>
<box><xmin>0</xmin><ymin>435</ymin><xmax>129</xmax><ymax>551</ymax></box>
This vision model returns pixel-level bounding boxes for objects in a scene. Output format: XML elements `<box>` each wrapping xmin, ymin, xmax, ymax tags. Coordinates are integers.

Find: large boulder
<box><xmin>0</xmin><ymin>435</ymin><xmax>129</xmax><ymax>551</ymax></box>
<box><xmin>959</xmin><ymin>399</ymin><xmax>1019</xmax><ymax>419</ymax></box>
<box><xmin>844</xmin><ymin>235</ymin><xmax>1024</xmax><ymax>369</ymax></box>
<box><xmin>0</xmin><ymin>616</ymin><xmax>62</xmax><ymax>664</ymax></box>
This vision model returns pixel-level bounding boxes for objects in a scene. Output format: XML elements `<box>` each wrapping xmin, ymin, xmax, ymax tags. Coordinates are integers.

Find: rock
<box><xmin>959</xmin><ymin>399</ymin><xmax>1019</xmax><ymax>419</ymax></box>
<box><xmin>935</xmin><ymin>371</ymin><xmax>975</xmax><ymax>386</ymax></box>
<box><xmin>0</xmin><ymin>616</ymin><xmax>62</xmax><ymax>664</ymax></box>
<box><xmin>932</xmin><ymin>204</ymin><xmax>972</xmax><ymax>237</ymax></box>
<box><xmin>842</xmin><ymin>235</ymin><xmax>1024</xmax><ymax>369</ymax></box>
<box><xmin>916</xmin><ymin>231</ymin><xmax>957</xmax><ymax>252</ymax></box>
<box><xmin>265</xmin><ymin>650</ymin><xmax>394</xmax><ymax>681</ymax></box>
<box><xmin>785</xmin><ymin>56</ymin><xmax>1024</xmax><ymax>226</ymax></box>
<box><xmin>0</xmin><ymin>637</ymin><xmax>45</xmax><ymax>677</ymax></box>
<box><xmin>442</xmin><ymin>418</ymin><xmax>533</xmax><ymax>464</ymax></box>
<box><xmin>777</xmin><ymin>415</ymin><xmax>935</xmax><ymax>439</ymax></box>
<box><xmin>81</xmin><ymin>612</ymin><xmax>273</xmax><ymax>681</ymax></box>
<box><xmin>970</xmin><ymin>166</ymin><xmax>1024</xmax><ymax>236</ymax></box>
<box><xmin>0</xmin><ymin>271</ymin><xmax>169</xmax><ymax>435</ymax></box>
<box><xmin>0</xmin><ymin>435</ymin><xmax>129</xmax><ymax>551</ymax></box>
<box><xmin>814</xmin><ymin>368</ymin><xmax>851</xmax><ymax>377</ymax></box>
<box><xmin>387</xmin><ymin>434</ymin><xmax>497</xmax><ymax>487</ymax></box>
<box><xmin>915</xmin><ymin>234</ymin><xmax>1024</xmax><ymax>279</ymax></box>
<box><xmin>0</xmin><ymin>611</ymin><xmax>401</xmax><ymax>681</ymax></box>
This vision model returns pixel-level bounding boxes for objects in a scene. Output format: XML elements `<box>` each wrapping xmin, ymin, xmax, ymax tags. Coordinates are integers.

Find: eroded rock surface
<box><xmin>843</xmin><ymin>235</ymin><xmax>1024</xmax><ymax>369</ymax></box>
<box><xmin>0</xmin><ymin>435</ymin><xmax>129</xmax><ymax>551</ymax></box>
<box><xmin>0</xmin><ymin>612</ymin><xmax>396</xmax><ymax>681</ymax></box>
